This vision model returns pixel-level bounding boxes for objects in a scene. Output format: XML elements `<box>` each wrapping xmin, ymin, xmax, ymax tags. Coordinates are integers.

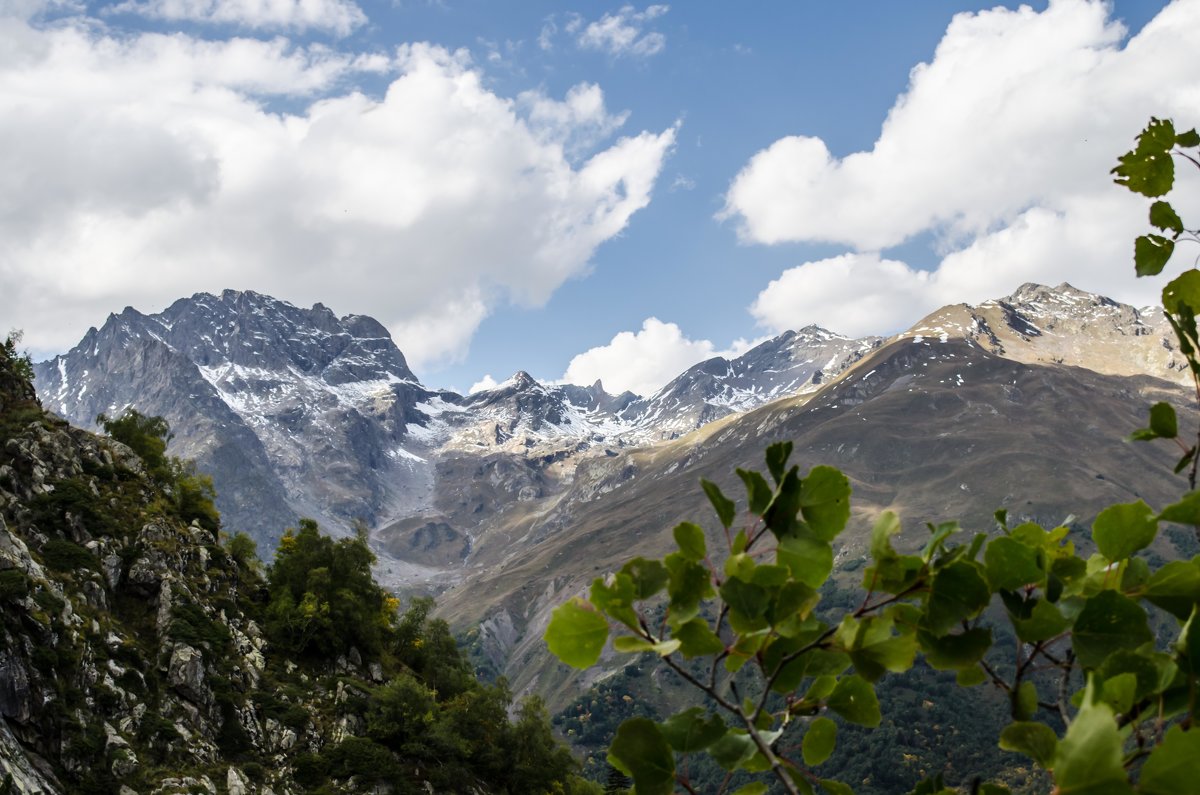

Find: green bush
<box><xmin>0</xmin><ymin>570</ymin><xmax>29</xmax><ymax>601</ymax></box>
<box><xmin>39</xmin><ymin>539</ymin><xmax>98</xmax><ymax>573</ymax></box>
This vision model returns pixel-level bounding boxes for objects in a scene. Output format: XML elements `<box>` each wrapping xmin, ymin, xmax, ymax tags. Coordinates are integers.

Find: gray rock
<box><xmin>166</xmin><ymin>644</ymin><xmax>211</xmax><ymax>706</ymax></box>
<box><xmin>0</xmin><ymin>649</ymin><xmax>33</xmax><ymax>724</ymax></box>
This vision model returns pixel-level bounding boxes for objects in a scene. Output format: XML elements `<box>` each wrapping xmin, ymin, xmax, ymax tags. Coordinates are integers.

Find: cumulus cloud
<box><xmin>562</xmin><ymin>318</ymin><xmax>753</xmax><ymax>397</ymax></box>
<box><xmin>726</xmin><ymin>0</ymin><xmax>1200</xmax><ymax>331</ymax></box>
<box><xmin>469</xmin><ymin>374</ymin><xmax>499</xmax><ymax>394</ymax></box>
<box><xmin>0</xmin><ymin>14</ymin><xmax>675</xmax><ymax>370</ymax></box>
<box><xmin>108</xmin><ymin>0</ymin><xmax>368</xmax><ymax>36</ymax></box>
<box><xmin>569</xmin><ymin>4</ymin><xmax>668</xmax><ymax>59</ymax></box>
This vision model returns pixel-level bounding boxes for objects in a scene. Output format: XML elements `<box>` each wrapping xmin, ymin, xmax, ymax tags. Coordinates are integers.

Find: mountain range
<box><xmin>32</xmin><ymin>282</ymin><xmax>1195</xmax><ymax>703</ymax></box>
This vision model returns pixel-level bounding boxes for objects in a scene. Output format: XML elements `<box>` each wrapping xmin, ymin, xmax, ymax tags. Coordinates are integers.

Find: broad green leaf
<box><xmin>1150</xmin><ymin>201</ymin><xmax>1184</xmax><ymax>236</ymax></box>
<box><xmin>819</xmin><ymin>780</ymin><xmax>856</xmax><ymax>795</ymax></box>
<box><xmin>802</xmin><ymin>717</ymin><xmax>837</xmax><ymax>766</ymax></box>
<box><xmin>1158</xmin><ymin>490</ymin><xmax>1200</xmax><ymax>524</ymax></box>
<box><xmin>673</xmin><ymin>522</ymin><xmax>707</xmax><ymax>562</ymax></box>
<box><xmin>673</xmin><ymin>618</ymin><xmax>725</xmax><ymax>658</ymax></box>
<box><xmin>608</xmin><ymin>718</ymin><xmax>675</xmax><ymax>795</ymax></box>
<box><xmin>721</xmin><ymin>577</ymin><xmax>770</xmax><ymax>632</ymax></box>
<box><xmin>665</xmin><ymin>553</ymin><xmax>713</xmax><ymax>626</ymax></box>
<box><xmin>771</xmin><ymin>580</ymin><xmax>820</xmax><ymax>633</ymax></box>
<box><xmin>777</xmin><ymin>534</ymin><xmax>834</xmax><ymax>588</ymax></box>
<box><xmin>766</xmin><ymin>441</ymin><xmax>794</xmax><ymax>485</ymax></box>
<box><xmin>771</xmin><ymin>649</ymin><xmax>851</xmax><ymax>693</ymax></box>
<box><xmin>998</xmin><ymin>722</ymin><xmax>1057</xmax><ymax>768</ymax></box>
<box><xmin>737</xmin><ymin>468</ymin><xmax>774</xmax><ymax>515</ymax></box>
<box><xmin>985</xmin><ymin>536</ymin><xmax>1044</xmax><ymax>591</ymax></box>
<box><xmin>1178</xmin><ymin>128</ymin><xmax>1200</xmax><ymax>147</ymax></box>
<box><xmin>799</xmin><ymin>466</ymin><xmax>852</xmax><ymax>541</ymax></box>
<box><xmin>732</xmin><ymin>785</ymin><xmax>769</xmax><ymax>795</ymax></box>
<box><xmin>957</xmin><ymin>666</ymin><xmax>987</xmax><ymax>686</ymax></box>
<box><xmin>1162</xmin><ymin>270</ymin><xmax>1200</xmax><ymax>317</ymax></box>
<box><xmin>1092</xmin><ymin>501</ymin><xmax>1157</xmax><ymax>562</ymax></box>
<box><xmin>1014</xmin><ymin>681</ymin><xmax>1038</xmax><ymax>721</ymax></box>
<box><xmin>1140</xmin><ymin>725</ymin><xmax>1200</xmax><ymax>795</ymax></box>
<box><xmin>591</xmin><ymin>573</ymin><xmax>639</xmax><ymax>628</ymax></box>
<box><xmin>827</xmin><ymin>675</ymin><xmax>881</xmax><ymax>727</ymax></box>
<box><xmin>806</xmin><ymin>675</ymin><xmax>837</xmax><ymax>700</ymax></box>
<box><xmin>1072</xmin><ymin>590</ymin><xmax>1153</xmax><ymax>668</ymax></box>
<box><xmin>545</xmin><ymin>598</ymin><xmax>609</xmax><ymax>669</ymax></box>
<box><xmin>708</xmin><ymin>729</ymin><xmax>758</xmax><ymax>770</ymax></box>
<box><xmin>1142</xmin><ymin>560</ymin><xmax>1200</xmax><ymax>620</ymax></box>
<box><xmin>620</xmin><ymin>557</ymin><xmax>668</xmax><ymax>599</ymax></box>
<box><xmin>919</xmin><ymin>627</ymin><xmax>992</xmax><ymax>670</ymax></box>
<box><xmin>764</xmin><ymin>466</ymin><xmax>803</xmax><ymax>537</ymax></box>
<box><xmin>1177</xmin><ymin>605</ymin><xmax>1200</xmax><ymax>673</ymax></box>
<box><xmin>1052</xmin><ymin>678</ymin><xmax>1134</xmax><ymax>795</ymax></box>
<box><xmin>921</xmin><ymin>521</ymin><xmax>960</xmax><ymax>563</ymax></box>
<box><xmin>1149</xmin><ymin>401</ymin><xmax>1178</xmax><ymax>438</ymax></box>
<box><xmin>836</xmin><ymin>615</ymin><xmax>917</xmax><ymax>682</ymax></box>
<box><xmin>924</xmin><ymin>562</ymin><xmax>990</xmax><ymax>636</ymax></box>
<box><xmin>1013</xmin><ymin>599</ymin><xmax>1069</xmax><ymax>644</ymax></box>
<box><xmin>1099</xmin><ymin>672</ymin><xmax>1136</xmax><ymax>714</ymax></box>
<box><xmin>1113</xmin><ymin>117</ymin><xmax>1176</xmax><ymax>197</ymax></box>
<box><xmin>701</xmin><ymin>479</ymin><xmax>736</xmax><ymax>529</ymax></box>
<box><xmin>658</xmin><ymin>707</ymin><xmax>726</xmax><ymax>753</ymax></box>
<box><xmin>1098</xmin><ymin>650</ymin><xmax>1160</xmax><ymax>701</ymax></box>
<box><xmin>1136</xmin><ymin>234</ymin><xmax>1177</xmax><ymax>276</ymax></box>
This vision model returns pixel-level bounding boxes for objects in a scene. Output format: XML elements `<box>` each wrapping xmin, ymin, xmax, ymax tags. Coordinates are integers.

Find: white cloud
<box><xmin>108</xmin><ymin>0</ymin><xmax>368</xmax><ymax>36</ymax></box>
<box><xmin>562</xmin><ymin>318</ymin><xmax>752</xmax><ymax>397</ymax></box>
<box><xmin>725</xmin><ymin>0</ymin><xmax>1200</xmax><ymax>327</ymax></box>
<box><xmin>469</xmin><ymin>374</ymin><xmax>499</xmax><ymax>394</ymax></box>
<box><xmin>573</xmin><ymin>4</ymin><xmax>668</xmax><ymax>59</ymax></box>
<box><xmin>0</xmin><ymin>15</ymin><xmax>675</xmax><ymax>370</ymax></box>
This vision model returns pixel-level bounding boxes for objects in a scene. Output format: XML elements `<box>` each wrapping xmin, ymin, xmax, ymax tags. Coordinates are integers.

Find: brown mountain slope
<box><xmin>437</xmin><ymin>335</ymin><xmax>1193</xmax><ymax>706</ymax></box>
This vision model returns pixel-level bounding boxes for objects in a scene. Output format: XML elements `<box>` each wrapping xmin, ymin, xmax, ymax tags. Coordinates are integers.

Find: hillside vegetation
<box><xmin>0</xmin><ymin>336</ymin><xmax>596</xmax><ymax>794</ymax></box>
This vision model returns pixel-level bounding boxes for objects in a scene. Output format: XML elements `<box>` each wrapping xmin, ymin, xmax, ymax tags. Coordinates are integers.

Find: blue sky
<box><xmin>2</xmin><ymin>0</ymin><xmax>1194</xmax><ymax>395</ymax></box>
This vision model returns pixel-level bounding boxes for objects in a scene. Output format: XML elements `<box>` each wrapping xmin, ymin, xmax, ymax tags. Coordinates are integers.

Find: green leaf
<box><xmin>1158</xmin><ymin>491</ymin><xmax>1200</xmax><ymax>524</ymax></box>
<box><xmin>1092</xmin><ymin>500</ymin><xmax>1157</xmax><ymax>562</ymax></box>
<box><xmin>799</xmin><ymin>466</ymin><xmax>852</xmax><ymax>541</ymax></box>
<box><xmin>708</xmin><ymin>729</ymin><xmax>758</xmax><ymax>770</ymax></box>
<box><xmin>764</xmin><ymin>466</ymin><xmax>803</xmax><ymax>537</ymax></box>
<box><xmin>737</xmin><ymin>468</ymin><xmax>774</xmax><ymax>515</ymax></box>
<box><xmin>924</xmin><ymin>562</ymin><xmax>991</xmax><ymax>636</ymax></box>
<box><xmin>591</xmin><ymin>573</ymin><xmax>639</xmax><ymax>628</ymax></box>
<box><xmin>1134</xmin><ymin>234</ymin><xmax>1176</xmax><ymax>277</ymax></box>
<box><xmin>673</xmin><ymin>618</ymin><xmax>725</xmax><ymax>658</ymax></box>
<box><xmin>1150</xmin><ymin>201</ymin><xmax>1185</xmax><ymax>236</ymax></box>
<box><xmin>673</xmin><ymin>522</ymin><xmax>707</xmax><ymax>562</ymax></box>
<box><xmin>985</xmin><ymin>536</ymin><xmax>1044</xmax><ymax>591</ymax></box>
<box><xmin>665</xmin><ymin>553</ymin><xmax>713</xmax><ymax>626</ymax></box>
<box><xmin>721</xmin><ymin>577</ymin><xmax>770</xmax><ymax>632</ymax></box>
<box><xmin>1014</xmin><ymin>681</ymin><xmax>1038</xmax><ymax>721</ymax></box>
<box><xmin>620</xmin><ymin>557</ymin><xmax>668</xmax><ymax>599</ymax></box>
<box><xmin>658</xmin><ymin>707</ymin><xmax>726</xmax><ymax>753</ymax></box>
<box><xmin>702</xmin><ymin>479</ymin><xmax>736</xmax><ymax>529</ymax></box>
<box><xmin>777</xmin><ymin>534</ymin><xmax>834</xmax><ymax>588</ymax></box>
<box><xmin>1097</xmin><ymin>650</ymin><xmax>1160</xmax><ymax>701</ymax></box>
<box><xmin>765</xmin><ymin>441</ymin><xmax>793</xmax><ymax>484</ymax></box>
<box><xmin>1012</xmin><ymin>599</ymin><xmax>1069</xmax><ymax>644</ymax></box>
<box><xmin>1052</xmin><ymin>678</ymin><xmax>1134</xmax><ymax>795</ymax></box>
<box><xmin>1163</xmin><ymin>270</ymin><xmax>1200</xmax><ymax>317</ymax></box>
<box><xmin>1072</xmin><ymin>590</ymin><xmax>1153</xmax><ymax>669</ymax></box>
<box><xmin>957</xmin><ymin>666</ymin><xmax>987</xmax><ymax>686</ymax></box>
<box><xmin>544</xmin><ymin>598</ymin><xmax>609</xmax><ymax>669</ymax></box>
<box><xmin>819</xmin><ymin>780</ymin><xmax>855</xmax><ymax>795</ymax></box>
<box><xmin>732</xmin><ymin>785</ymin><xmax>769</xmax><ymax>795</ymax></box>
<box><xmin>837</xmin><ymin>615</ymin><xmax>918</xmax><ymax>682</ymax></box>
<box><xmin>1140</xmin><ymin>725</ymin><xmax>1200</xmax><ymax>795</ymax></box>
<box><xmin>1113</xmin><ymin>117</ymin><xmax>1176</xmax><ymax>197</ymax></box>
<box><xmin>1142</xmin><ymin>560</ymin><xmax>1200</xmax><ymax>620</ymax></box>
<box><xmin>919</xmin><ymin>627</ymin><xmax>992</xmax><ymax>670</ymax></box>
<box><xmin>998</xmin><ymin>722</ymin><xmax>1058</xmax><ymax>768</ymax></box>
<box><xmin>827</xmin><ymin>675</ymin><xmax>881</xmax><ymax>727</ymax></box>
<box><xmin>770</xmin><ymin>648</ymin><xmax>850</xmax><ymax>692</ymax></box>
<box><xmin>607</xmin><ymin>718</ymin><xmax>675</xmax><ymax>795</ymax></box>
<box><xmin>802</xmin><ymin>717</ymin><xmax>837</xmax><ymax>766</ymax></box>
<box><xmin>1099</xmin><ymin>672</ymin><xmax>1136</xmax><ymax>714</ymax></box>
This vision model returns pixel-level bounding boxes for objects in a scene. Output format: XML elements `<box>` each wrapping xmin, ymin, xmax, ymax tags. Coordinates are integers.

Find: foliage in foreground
<box><xmin>545</xmin><ymin>119</ymin><xmax>1200</xmax><ymax>794</ymax></box>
